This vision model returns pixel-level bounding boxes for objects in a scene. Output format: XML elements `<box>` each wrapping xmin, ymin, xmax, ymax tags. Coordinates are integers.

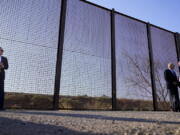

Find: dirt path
<box><xmin>0</xmin><ymin>110</ymin><xmax>180</xmax><ymax>135</ymax></box>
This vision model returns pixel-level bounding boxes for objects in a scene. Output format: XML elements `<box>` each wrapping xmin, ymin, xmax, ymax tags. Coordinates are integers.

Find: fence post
<box><xmin>174</xmin><ymin>33</ymin><xmax>180</xmax><ymax>74</ymax></box>
<box><xmin>146</xmin><ymin>23</ymin><xmax>158</xmax><ymax>111</ymax></box>
<box><xmin>111</xmin><ymin>9</ymin><xmax>117</xmax><ymax>110</ymax></box>
<box><xmin>53</xmin><ymin>0</ymin><xmax>67</xmax><ymax>110</ymax></box>
<box><xmin>174</xmin><ymin>33</ymin><xmax>180</xmax><ymax>61</ymax></box>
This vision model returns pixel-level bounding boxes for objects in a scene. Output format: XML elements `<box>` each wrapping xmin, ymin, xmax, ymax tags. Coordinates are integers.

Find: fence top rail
<box><xmin>150</xmin><ymin>24</ymin><xmax>175</xmax><ymax>34</ymax></box>
<box><xmin>80</xmin><ymin>0</ymin><xmax>176</xmax><ymax>34</ymax></box>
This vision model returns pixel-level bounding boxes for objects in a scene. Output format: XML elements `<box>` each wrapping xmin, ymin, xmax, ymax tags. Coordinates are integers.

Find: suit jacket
<box><xmin>164</xmin><ymin>69</ymin><xmax>178</xmax><ymax>93</ymax></box>
<box><xmin>0</xmin><ymin>56</ymin><xmax>8</xmax><ymax>80</ymax></box>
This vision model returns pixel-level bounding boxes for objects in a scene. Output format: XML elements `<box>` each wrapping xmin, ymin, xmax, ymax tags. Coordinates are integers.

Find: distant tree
<box><xmin>121</xmin><ymin>51</ymin><xmax>169</xmax><ymax>108</ymax></box>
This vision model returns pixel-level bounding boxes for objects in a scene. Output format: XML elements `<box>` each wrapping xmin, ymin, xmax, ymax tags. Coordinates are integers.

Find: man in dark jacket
<box><xmin>164</xmin><ymin>63</ymin><xmax>180</xmax><ymax>112</ymax></box>
<box><xmin>0</xmin><ymin>47</ymin><xmax>8</xmax><ymax>110</ymax></box>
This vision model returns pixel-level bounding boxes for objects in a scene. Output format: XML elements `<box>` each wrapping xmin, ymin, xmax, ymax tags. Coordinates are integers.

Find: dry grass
<box><xmin>4</xmin><ymin>93</ymin><xmax>170</xmax><ymax>111</ymax></box>
<box><xmin>5</xmin><ymin>93</ymin><xmax>53</xmax><ymax>110</ymax></box>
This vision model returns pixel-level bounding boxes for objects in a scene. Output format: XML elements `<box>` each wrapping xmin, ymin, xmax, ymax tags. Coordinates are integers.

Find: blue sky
<box><xmin>88</xmin><ymin>0</ymin><xmax>180</xmax><ymax>33</ymax></box>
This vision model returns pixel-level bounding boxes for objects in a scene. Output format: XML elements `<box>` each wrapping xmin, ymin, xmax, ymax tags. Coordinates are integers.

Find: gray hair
<box><xmin>0</xmin><ymin>47</ymin><xmax>4</xmax><ymax>52</ymax></box>
<box><xmin>168</xmin><ymin>63</ymin><xmax>174</xmax><ymax>69</ymax></box>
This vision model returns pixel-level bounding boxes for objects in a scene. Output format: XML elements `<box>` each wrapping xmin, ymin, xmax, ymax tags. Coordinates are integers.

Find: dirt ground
<box><xmin>0</xmin><ymin>110</ymin><xmax>180</xmax><ymax>135</ymax></box>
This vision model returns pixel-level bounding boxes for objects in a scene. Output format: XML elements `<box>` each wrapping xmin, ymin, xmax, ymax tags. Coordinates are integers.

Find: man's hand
<box><xmin>0</xmin><ymin>63</ymin><xmax>4</xmax><ymax>68</ymax></box>
<box><xmin>173</xmin><ymin>82</ymin><xmax>178</xmax><ymax>85</ymax></box>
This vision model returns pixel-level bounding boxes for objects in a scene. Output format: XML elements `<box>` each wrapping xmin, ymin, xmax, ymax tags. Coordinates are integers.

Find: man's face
<box><xmin>178</xmin><ymin>62</ymin><xmax>180</xmax><ymax>67</ymax></box>
<box><xmin>0</xmin><ymin>49</ymin><xmax>3</xmax><ymax>56</ymax></box>
<box><xmin>168</xmin><ymin>63</ymin><xmax>175</xmax><ymax>70</ymax></box>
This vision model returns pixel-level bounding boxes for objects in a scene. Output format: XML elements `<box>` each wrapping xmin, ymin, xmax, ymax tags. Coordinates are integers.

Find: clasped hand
<box><xmin>0</xmin><ymin>63</ymin><xmax>4</xmax><ymax>68</ymax></box>
<box><xmin>173</xmin><ymin>82</ymin><xmax>177</xmax><ymax>85</ymax></box>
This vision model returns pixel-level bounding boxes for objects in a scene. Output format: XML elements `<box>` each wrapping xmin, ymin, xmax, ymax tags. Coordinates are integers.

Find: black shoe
<box><xmin>0</xmin><ymin>108</ymin><xmax>5</xmax><ymax>111</ymax></box>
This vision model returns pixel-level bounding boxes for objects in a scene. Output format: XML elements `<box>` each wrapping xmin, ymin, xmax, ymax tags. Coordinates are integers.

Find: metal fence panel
<box><xmin>115</xmin><ymin>14</ymin><xmax>153</xmax><ymax>111</ymax></box>
<box><xmin>150</xmin><ymin>26</ymin><xmax>178</xmax><ymax>111</ymax></box>
<box><xmin>59</xmin><ymin>0</ymin><xmax>112</xmax><ymax>110</ymax></box>
<box><xmin>0</xmin><ymin>0</ymin><xmax>61</xmax><ymax>109</ymax></box>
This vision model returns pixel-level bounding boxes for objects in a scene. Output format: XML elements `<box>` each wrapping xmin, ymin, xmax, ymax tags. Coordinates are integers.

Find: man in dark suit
<box><xmin>164</xmin><ymin>63</ymin><xmax>180</xmax><ymax>112</ymax></box>
<box><xmin>0</xmin><ymin>47</ymin><xmax>8</xmax><ymax>110</ymax></box>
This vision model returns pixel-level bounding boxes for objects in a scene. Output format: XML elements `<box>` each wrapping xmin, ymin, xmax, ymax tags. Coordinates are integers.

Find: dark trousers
<box><xmin>0</xmin><ymin>80</ymin><xmax>4</xmax><ymax>109</ymax></box>
<box><xmin>169</xmin><ymin>89</ymin><xmax>180</xmax><ymax>111</ymax></box>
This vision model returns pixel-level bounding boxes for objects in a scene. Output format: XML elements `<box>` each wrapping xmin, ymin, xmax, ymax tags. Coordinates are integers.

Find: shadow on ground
<box><xmin>0</xmin><ymin>117</ymin><xmax>110</xmax><ymax>135</ymax></box>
